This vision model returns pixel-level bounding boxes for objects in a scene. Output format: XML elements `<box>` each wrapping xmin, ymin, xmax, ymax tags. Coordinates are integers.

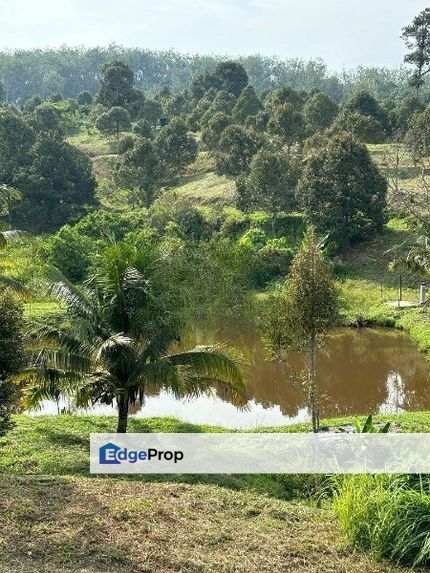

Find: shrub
<box><xmin>258</xmin><ymin>238</ymin><xmax>294</xmax><ymax>278</ymax></box>
<box><xmin>118</xmin><ymin>134</ymin><xmax>135</xmax><ymax>154</ymax></box>
<box><xmin>149</xmin><ymin>197</ymin><xmax>212</xmax><ymax>241</ymax></box>
<box><xmin>43</xmin><ymin>225</ymin><xmax>96</xmax><ymax>282</ymax></box>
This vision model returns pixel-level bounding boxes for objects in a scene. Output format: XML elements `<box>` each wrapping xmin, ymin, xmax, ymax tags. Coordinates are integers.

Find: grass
<box><xmin>67</xmin><ymin>128</ymin><xmax>118</xmax><ymax>157</ymax></box>
<box><xmin>336</xmin><ymin>218</ymin><xmax>430</xmax><ymax>352</ymax></box>
<box><xmin>0</xmin><ymin>475</ymin><xmax>410</xmax><ymax>573</ymax></box>
<box><xmin>4</xmin><ymin>413</ymin><xmax>430</xmax><ymax>480</ymax></box>
<box><xmin>334</xmin><ymin>475</ymin><xmax>430</xmax><ymax>567</ymax></box>
<box><xmin>169</xmin><ymin>171</ymin><xmax>236</xmax><ymax>205</ymax></box>
<box><xmin>24</xmin><ymin>301</ymin><xmax>64</xmax><ymax>321</ymax></box>
<box><xmin>368</xmin><ymin>143</ymin><xmax>423</xmax><ymax>195</ymax></box>
<box><xmin>1</xmin><ymin>415</ymin><xmax>427</xmax><ymax>572</ymax></box>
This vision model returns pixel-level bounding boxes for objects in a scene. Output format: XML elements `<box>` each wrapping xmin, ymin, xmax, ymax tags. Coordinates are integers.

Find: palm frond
<box><xmin>33</xmin><ymin>347</ymin><xmax>92</xmax><ymax>378</ymax></box>
<box><xmin>163</xmin><ymin>345</ymin><xmax>246</xmax><ymax>388</ymax></box>
<box><xmin>0</xmin><ymin>275</ymin><xmax>33</xmax><ymax>300</ymax></box>
<box><xmin>49</xmin><ymin>279</ymin><xmax>100</xmax><ymax>323</ymax></box>
<box><xmin>27</xmin><ymin>321</ymin><xmax>91</xmax><ymax>357</ymax></box>
<box><xmin>130</xmin><ymin>344</ymin><xmax>246</xmax><ymax>404</ymax></box>
<box><xmin>0</xmin><ymin>184</ymin><xmax>21</xmax><ymax>209</ymax></box>
<box><xmin>94</xmin><ymin>333</ymin><xmax>133</xmax><ymax>363</ymax></box>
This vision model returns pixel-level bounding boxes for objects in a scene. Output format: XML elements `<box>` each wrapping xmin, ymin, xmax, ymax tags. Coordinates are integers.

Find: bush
<box><xmin>72</xmin><ymin>209</ymin><xmax>148</xmax><ymax>241</ymax></box>
<box><xmin>258</xmin><ymin>238</ymin><xmax>294</xmax><ymax>279</ymax></box>
<box><xmin>149</xmin><ymin>197</ymin><xmax>212</xmax><ymax>241</ymax></box>
<box><xmin>334</xmin><ymin>475</ymin><xmax>430</xmax><ymax>567</ymax></box>
<box><xmin>43</xmin><ymin>225</ymin><xmax>96</xmax><ymax>282</ymax></box>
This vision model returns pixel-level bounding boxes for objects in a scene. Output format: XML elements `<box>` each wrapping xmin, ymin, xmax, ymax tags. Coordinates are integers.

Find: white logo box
<box><xmin>90</xmin><ymin>433</ymin><xmax>430</xmax><ymax>474</ymax></box>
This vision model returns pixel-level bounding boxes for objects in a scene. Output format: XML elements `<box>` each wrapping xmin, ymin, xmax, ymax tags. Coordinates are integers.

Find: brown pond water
<box><xmin>31</xmin><ymin>327</ymin><xmax>430</xmax><ymax>428</ymax></box>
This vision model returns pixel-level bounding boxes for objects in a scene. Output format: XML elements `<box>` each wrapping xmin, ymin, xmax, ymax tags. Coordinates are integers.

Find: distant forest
<box><xmin>0</xmin><ymin>46</ymin><xmax>426</xmax><ymax>104</ymax></box>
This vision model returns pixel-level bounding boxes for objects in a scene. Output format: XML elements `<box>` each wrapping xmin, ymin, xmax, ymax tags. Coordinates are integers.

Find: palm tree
<box><xmin>26</xmin><ymin>241</ymin><xmax>246</xmax><ymax>432</ymax></box>
<box><xmin>389</xmin><ymin>235</ymin><xmax>430</xmax><ymax>277</ymax></box>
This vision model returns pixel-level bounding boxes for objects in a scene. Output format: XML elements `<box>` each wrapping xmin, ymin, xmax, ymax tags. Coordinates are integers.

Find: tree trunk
<box><xmin>116</xmin><ymin>393</ymin><xmax>129</xmax><ymax>433</ymax></box>
<box><xmin>308</xmin><ymin>336</ymin><xmax>319</xmax><ymax>433</ymax></box>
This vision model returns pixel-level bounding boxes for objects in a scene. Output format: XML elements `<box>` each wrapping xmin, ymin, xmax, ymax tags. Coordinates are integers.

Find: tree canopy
<box><xmin>297</xmin><ymin>133</ymin><xmax>387</xmax><ymax>251</ymax></box>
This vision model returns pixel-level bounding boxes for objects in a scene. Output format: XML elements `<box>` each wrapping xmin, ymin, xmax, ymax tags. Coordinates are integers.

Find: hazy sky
<box><xmin>0</xmin><ymin>0</ymin><xmax>429</xmax><ymax>70</ymax></box>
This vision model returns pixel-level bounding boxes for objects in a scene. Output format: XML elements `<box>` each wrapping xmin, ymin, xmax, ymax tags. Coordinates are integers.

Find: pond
<box><xmin>30</xmin><ymin>327</ymin><xmax>430</xmax><ymax>428</ymax></box>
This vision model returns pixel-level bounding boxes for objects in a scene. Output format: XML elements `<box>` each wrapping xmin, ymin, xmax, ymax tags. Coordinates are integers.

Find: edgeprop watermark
<box><xmin>90</xmin><ymin>433</ymin><xmax>430</xmax><ymax>474</ymax></box>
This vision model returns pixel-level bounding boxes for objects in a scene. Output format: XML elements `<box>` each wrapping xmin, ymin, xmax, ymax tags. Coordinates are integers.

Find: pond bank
<box><xmin>338</xmin><ymin>278</ymin><xmax>430</xmax><ymax>354</ymax></box>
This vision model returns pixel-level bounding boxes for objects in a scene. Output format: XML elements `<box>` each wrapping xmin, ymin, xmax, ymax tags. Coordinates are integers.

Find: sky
<box><xmin>0</xmin><ymin>0</ymin><xmax>429</xmax><ymax>70</ymax></box>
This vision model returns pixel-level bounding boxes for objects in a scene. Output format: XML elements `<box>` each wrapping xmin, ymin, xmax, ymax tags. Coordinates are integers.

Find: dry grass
<box><xmin>0</xmin><ymin>476</ymin><xmax>412</xmax><ymax>573</ymax></box>
<box><xmin>172</xmin><ymin>171</ymin><xmax>236</xmax><ymax>206</ymax></box>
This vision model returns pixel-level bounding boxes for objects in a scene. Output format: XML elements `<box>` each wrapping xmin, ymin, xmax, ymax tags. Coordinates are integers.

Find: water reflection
<box><xmin>30</xmin><ymin>327</ymin><xmax>430</xmax><ymax>428</ymax></box>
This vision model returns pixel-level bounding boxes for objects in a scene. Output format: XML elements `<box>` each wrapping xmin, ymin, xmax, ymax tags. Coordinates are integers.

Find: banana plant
<box><xmin>355</xmin><ymin>415</ymin><xmax>391</xmax><ymax>433</ymax></box>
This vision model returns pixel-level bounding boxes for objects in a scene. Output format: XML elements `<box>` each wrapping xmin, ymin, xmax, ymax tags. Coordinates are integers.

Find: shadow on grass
<box><xmin>339</xmin><ymin>226</ymin><xmax>418</xmax><ymax>289</ymax></box>
<box><xmin>5</xmin><ymin>415</ymin><xmax>304</xmax><ymax>500</ymax></box>
<box><xmin>0</xmin><ymin>475</ymin><xmax>139</xmax><ymax>571</ymax></box>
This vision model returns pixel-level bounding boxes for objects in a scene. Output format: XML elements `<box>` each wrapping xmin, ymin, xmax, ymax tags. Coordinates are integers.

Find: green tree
<box><xmin>44</xmin><ymin>225</ymin><xmax>96</xmax><ymax>282</ymax></box>
<box><xmin>215</xmin><ymin>125</ymin><xmax>263</xmax><ymax>176</ymax></box>
<box><xmin>190</xmin><ymin>70</ymin><xmax>220</xmax><ymax>100</ymax></box>
<box><xmin>406</xmin><ymin>106</ymin><xmax>430</xmax><ymax>157</ymax></box>
<box><xmin>342</xmin><ymin>90</ymin><xmax>390</xmax><ymax>133</ymax></box>
<box><xmin>155</xmin><ymin>118</ymin><xmax>198</xmax><ymax>177</ymax></box>
<box><xmin>236</xmin><ymin>148</ymin><xmax>299</xmax><ymax>212</ymax></box>
<box><xmin>268</xmin><ymin>103</ymin><xmax>306</xmax><ymax>144</ymax></box>
<box><xmin>232</xmin><ymin>85</ymin><xmax>263</xmax><ymax>122</ymax></box>
<box><xmin>331</xmin><ymin>111</ymin><xmax>386</xmax><ymax>144</ymax></box>
<box><xmin>77</xmin><ymin>91</ymin><xmax>93</xmax><ymax>106</ymax></box>
<box><xmin>28</xmin><ymin>102</ymin><xmax>63</xmax><ymax>134</ymax></box>
<box><xmin>11</xmin><ymin>131</ymin><xmax>97</xmax><ymax>233</ymax></box>
<box><xmin>402</xmin><ymin>8</ymin><xmax>430</xmax><ymax>93</ymax></box>
<box><xmin>139</xmin><ymin>99</ymin><xmax>162</xmax><ymax>127</ymax></box>
<box><xmin>265</xmin><ymin>86</ymin><xmax>304</xmax><ymax>110</ymax></box>
<box><xmin>213</xmin><ymin>61</ymin><xmax>248</xmax><ymax>97</ymax></box>
<box><xmin>262</xmin><ymin>227</ymin><xmax>338</xmax><ymax>432</ymax></box>
<box><xmin>132</xmin><ymin>119</ymin><xmax>153</xmax><ymax>139</ymax></box>
<box><xmin>394</xmin><ymin>95</ymin><xmax>425</xmax><ymax>137</ymax></box>
<box><xmin>96</xmin><ymin>60</ymin><xmax>140</xmax><ymax>113</ymax></box>
<box><xmin>114</xmin><ymin>138</ymin><xmax>163</xmax><ymax>206</ymax></box>
<box><xmin>297</xmin><ymin>133</ymin><xmax>387</xmax><ymax>251</ymax></box>
<box><xmin>201</xmin><ymin>112</ymin><xmax>231</xmax><ymax>150</ymax></box>
<box><xmin>23</xmin><ymin>95</ymin><xmax>42</xmax><ymax>114</ymax></box>
<box><xmin>27</xmin><ymin>241</ymin><xmax>244</xmax><ymax>433</ymax></box>
<box><xmin>303</xmin><ymin>92</ymin><xmax>338</xmax><ymax>132</ymax></box>
<box><xmin>200</xmin><ymin>91</ymin><xmax>236</xmax><ymax>127</ymax></box>
<box><xmin>0</xmin><ymin>291</ymin><xmax>24</xmax><ymax>437</ymax></box>
<box><xmin>95</xmin><ymin>106</ymin><xmax>131</xmax><ymax>139</ymax></box>
<box><xmin>0</xmin><ymin>108</ymin><xmax>34</xmax><ymax>184</ymax></box>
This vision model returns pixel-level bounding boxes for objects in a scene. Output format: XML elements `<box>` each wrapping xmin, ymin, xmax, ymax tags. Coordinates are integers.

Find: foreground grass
<box><xmin>0</xmin><ymin>475</ymin><xmax>411</xmax><ymax>573</ymax></box>
<box><xmin>2</xmin><ymin>415</ymin><xmax>429</xmax><ymax>572</ymax></box>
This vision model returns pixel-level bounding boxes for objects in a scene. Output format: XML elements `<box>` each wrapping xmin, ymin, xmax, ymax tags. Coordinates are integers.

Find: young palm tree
<box><xmin>26</xmin><ymin>241</ymin><xmax>245</xmax><ymax>432</ymax></box>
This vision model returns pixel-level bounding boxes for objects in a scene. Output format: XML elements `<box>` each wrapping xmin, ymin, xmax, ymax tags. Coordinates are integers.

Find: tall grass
<box><xmin>334</xmin><ymin>474</ymin><xmax>430</xmax><ymax>567</ymax></box>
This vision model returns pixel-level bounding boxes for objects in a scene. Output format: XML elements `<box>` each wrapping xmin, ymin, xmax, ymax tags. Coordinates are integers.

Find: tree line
<box><xmin>0</xmin><ymin>46</ymin><xmax>427</xmax><ymax>105</ymax></box>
